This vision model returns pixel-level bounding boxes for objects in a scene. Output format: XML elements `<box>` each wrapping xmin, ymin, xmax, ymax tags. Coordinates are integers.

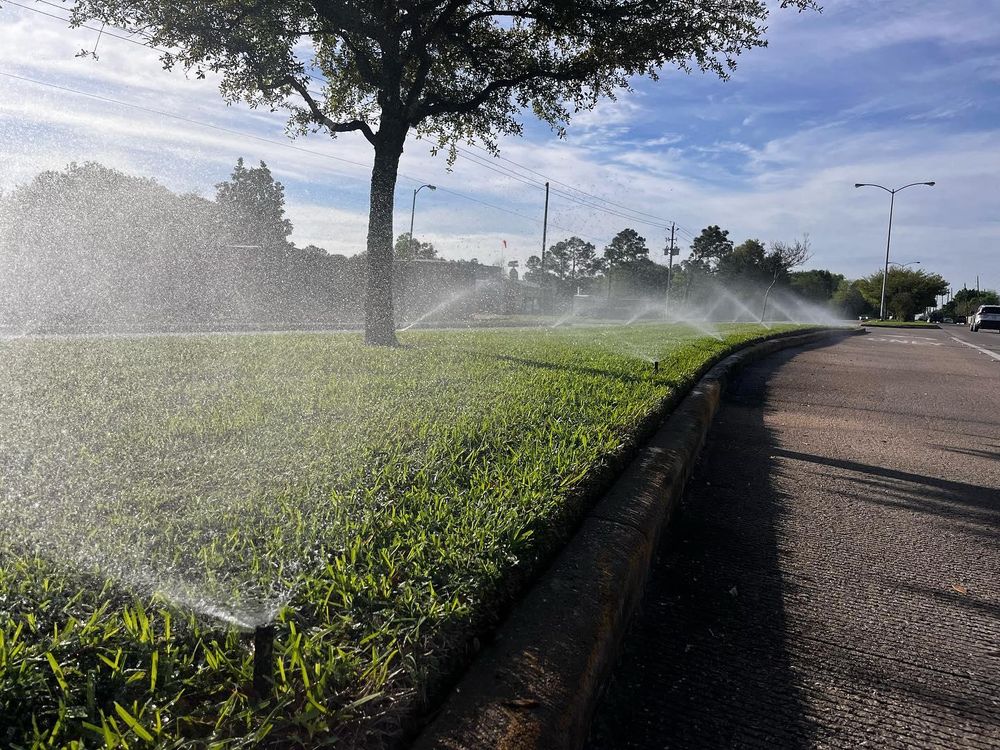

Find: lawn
<box><xmin>861</xmin><ymin>320</ymin><xmax>940</xmax><ymax>328</ymax></box>
<box><xmin>0</xmin><ymin>323</ymin><xmax>810</xmax><ymax>748</ymax></box>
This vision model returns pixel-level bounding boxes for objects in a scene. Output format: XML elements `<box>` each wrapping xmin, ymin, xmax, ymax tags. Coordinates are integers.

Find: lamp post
<box><xmin>409</xmin><ymin>184</ymin><xmax>436</xmax><ymax>249</ymax></box>
<box><xmin>854</xmin><ymin>181</ymin><xmax>934</xmax><ymax>319</ymax></box>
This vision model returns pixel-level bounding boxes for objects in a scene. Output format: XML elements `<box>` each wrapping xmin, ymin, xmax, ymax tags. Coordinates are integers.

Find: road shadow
<box><xmin>587</xmin><ymin>347</ymin><xmax>813</xmax><ymax>748</ymax></box>
<box><xmin>770</xmin><ymin>449</ymin><xmax>1000</xmax><ymax>534</ymax></box>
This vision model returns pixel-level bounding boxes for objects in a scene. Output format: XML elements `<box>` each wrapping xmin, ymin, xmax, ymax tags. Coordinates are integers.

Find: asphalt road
<box><xmin>586</xmin><ymin>326</ymin><xmax>1000</xmax><ymax>749</ymax></box>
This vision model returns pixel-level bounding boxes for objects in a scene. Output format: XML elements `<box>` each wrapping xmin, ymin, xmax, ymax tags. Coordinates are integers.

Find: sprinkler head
<box><xmin>653</xmin><ymin>360</ymin><xmax>659</xmax><ymax>373</ymax></box>
<box><xmin>252</xmin><ymin>624</ymin><xmax>275</xmax><ymax>700</ymax></box>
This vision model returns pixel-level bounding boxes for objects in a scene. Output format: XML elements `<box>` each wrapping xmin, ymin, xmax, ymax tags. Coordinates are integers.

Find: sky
<box><xmin>1</xmin><ymin>0</ymin><xmax>998</xmax><ymax>293</ymax></box>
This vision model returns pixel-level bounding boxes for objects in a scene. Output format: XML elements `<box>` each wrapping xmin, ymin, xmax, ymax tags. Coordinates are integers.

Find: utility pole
<box><xmin>665</xmin><ymin>222</ymin><xmax>677</xmax><ymax>315</ymax></box>
<box><xmin>540</xmin><ymin>181</ymin><xmax>549</xmax><ymax>314</ymax></box>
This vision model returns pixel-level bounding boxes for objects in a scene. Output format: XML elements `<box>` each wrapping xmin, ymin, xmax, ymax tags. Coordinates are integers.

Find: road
<box><xmin>587</xmin><ymin>325</ymin><xmax>1000</xmax><ymax>749</ymax></box>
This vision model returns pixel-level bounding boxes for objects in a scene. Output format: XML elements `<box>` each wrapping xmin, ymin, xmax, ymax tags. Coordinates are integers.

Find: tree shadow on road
<box><xmin>587</xmin><ymin>348</ymin><xmax>815</xmax><ymax>749</ymax></box>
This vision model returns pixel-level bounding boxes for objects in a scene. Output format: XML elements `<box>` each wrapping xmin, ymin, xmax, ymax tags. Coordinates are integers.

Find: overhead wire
<box><xmin>2</xmin><ymin>3</ymin><xmax>701</xmax><ymax>255</ymax></box>
<box><xmin>459</xmin><ymin>142</ymin><xmax>692</xmax><ymax>233</ymax></box>
<box><xmin>9</xmin><ymin>1</ymin><xmax>694</xmax><ymax>243</ymax></box>
<box><xmin>0</xmin><ymin>70</ymin><xmax>620</xmax><ymax>249</ymax></box>
<box><xmin>7</xmin><ymin>0</ymin><xmax>331</xmax><ymax>91</ymax></box>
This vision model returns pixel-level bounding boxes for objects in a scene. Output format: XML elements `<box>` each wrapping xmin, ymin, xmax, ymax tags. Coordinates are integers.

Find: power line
<box><xmin>0</xmin><ymin>70</ymin><xmax>374</xmax><ymax>176</ymax></box>
<box><xmin>460</xmin><ymin>141</ymin><xmax>691</xmax><ymax>231</ymax></box>
<box><xmin>0</xmin><ymin>70</ymin><xmax>619</xmax><ymax>248</ymax></box>
<box><xmin>7</xmin><ymin>2</ymin><xmax>700</xmax><ymax>249</ymax></box>
<box><xmin>9</xmin><ymin>0</ymin><xmax>709</xmax><ymax>254</ymax></box>
<box><xmin>5</xmin><ymin>0</ymin><xmax>330</xmax><ymax>90</ymax></box>
<box><xmin>448</xmin><ymin>145</ymin><xmax>696</xmax><ymax>243</ymax></box>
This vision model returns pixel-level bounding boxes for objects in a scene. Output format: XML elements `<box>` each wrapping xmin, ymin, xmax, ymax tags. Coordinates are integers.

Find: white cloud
<box><xmin>2</xmin><ymin>0</ymin><xmax>998</xmax><ymax>292</ymax></box>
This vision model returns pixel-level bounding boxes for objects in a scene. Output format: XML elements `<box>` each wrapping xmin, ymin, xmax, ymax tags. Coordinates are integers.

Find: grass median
<box><xmin>0</xmin><ymin>322</ymin><xmax>811</xmax><ymax>748</ymax></box>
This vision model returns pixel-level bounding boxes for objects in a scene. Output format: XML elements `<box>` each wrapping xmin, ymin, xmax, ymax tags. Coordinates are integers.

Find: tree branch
<box><xmin>282</xmin><ymin>75</ymin><xmax>377</xmax><ymax>144</ymax></box>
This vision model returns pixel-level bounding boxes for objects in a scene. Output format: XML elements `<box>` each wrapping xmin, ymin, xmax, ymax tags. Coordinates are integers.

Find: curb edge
<box><xmin>413</xmin><ymin>327</ymin><xmax>861</xmax><ymax>750</ymax></box>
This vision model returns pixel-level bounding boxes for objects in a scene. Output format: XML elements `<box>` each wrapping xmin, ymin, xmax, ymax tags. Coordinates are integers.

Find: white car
<box><xmin>969</xmin><ymin>304</ymin><xmax>1000</xmax><ymax>332</ymax></box>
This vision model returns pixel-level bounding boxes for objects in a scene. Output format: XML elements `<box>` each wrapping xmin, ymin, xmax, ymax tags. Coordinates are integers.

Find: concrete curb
<box><xmin>413</xmin><ymin>328</ymin><xmax>863</xmax><ymax>750</ymax></box>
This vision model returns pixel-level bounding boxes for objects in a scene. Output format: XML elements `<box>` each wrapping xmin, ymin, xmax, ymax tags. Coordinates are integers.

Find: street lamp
<box><xmin>854</xmin><ymin>181</ymin><xmax>935</xmax><ymax>319</ymax></box>
<box><xmin>409</xmin><ymin>184</ymin><xmax>437</xmax><ymax>246</ymax></box>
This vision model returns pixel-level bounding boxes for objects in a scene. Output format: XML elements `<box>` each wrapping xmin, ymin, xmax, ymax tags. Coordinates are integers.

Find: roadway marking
<box><xmin>868</xmin><ymin>337</ymin><xmax>942</xmax><ymax>346</ymax></box>
<box><xmin>951</xmin><ymin>336</ymin><xmax>1000</xmax><ymax>361</ymax></box>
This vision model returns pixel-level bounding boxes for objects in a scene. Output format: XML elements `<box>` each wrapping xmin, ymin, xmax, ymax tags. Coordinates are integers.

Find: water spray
<box><xmin>252</xmin><ymin>624</ymin><xmax>275</xmax><ymax>699</ymax></box>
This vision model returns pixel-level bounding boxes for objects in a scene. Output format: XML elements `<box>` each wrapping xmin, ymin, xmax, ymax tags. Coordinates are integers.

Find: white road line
<box><xmin>951</xmin><ymin>336</ymin><xmax>1000</xmax><ymax>362</ymax></box>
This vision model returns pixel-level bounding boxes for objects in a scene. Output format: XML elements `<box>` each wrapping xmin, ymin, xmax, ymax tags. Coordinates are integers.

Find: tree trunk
<box><xmin>364</xmin><ymin>127</ymin><xmax>406</xmax><ymax>346</ymax></box>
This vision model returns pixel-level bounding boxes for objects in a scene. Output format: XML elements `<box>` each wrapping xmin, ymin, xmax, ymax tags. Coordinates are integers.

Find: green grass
<box><xmin>861</xmin><ymin>320</ymin><xmax>939</xmax><ymax>328</ymax></box>
<box><xmin>0</xmin><ymin>323</ymin><xmax>811</xmax><ymax>748</ymax></box>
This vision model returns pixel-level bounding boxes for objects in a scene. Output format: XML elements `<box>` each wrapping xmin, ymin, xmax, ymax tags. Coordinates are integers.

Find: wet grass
<box><xmin>0</xmin><ymin>323</ymin><xmax>811</xmax><ymax>748</ymax></box>
<box><xmin>861</xmin><ymin>320</ymin><xmax>939</xmax><ymax>328</ymax></box>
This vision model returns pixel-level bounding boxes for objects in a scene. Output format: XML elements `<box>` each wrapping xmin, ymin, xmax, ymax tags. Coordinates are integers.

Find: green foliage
<box><xmin>790</xmin><ymin>269</ymin><xmax>846</xmax><ymax>304</ymax></box>
<box><xmin>603</xmin><ymin>229</ymin><xmax>649</xmax><ymax>267</ymax></box>
<box><xmin>857</xmin><ymin>269</ymin><xmax>948</xmax><ymax>321</ymax></box>
<box><xmin>69</xmin><ymin>0</ymin><xmax>816</xmax><ymax>344</ymax></box>
<box><xmin>689</xmin><ymin>225</ymin><xmax>734</xmax><ymax>268</ymax></box>
<box><xmin>941</xmin><ymin>288</ymin><xmax>1000</xmax><ymax>318</ymax></box>
<box><xmin>832</xmin><ymin>278</ymin><xmax>875</xmax><ymax>318</ymax></box>
<box><xmin>394</xmin><ymin>233</ymin><xmax>438</xmax><ymax>261</ymax></box>
<box><xmin>215</xmin><ymin>159</ymin><xmax>292</xmax><ymax>252</ymax></box>
<box><xmin>0</xmin><ymin>323</ymin><xmax>810</xmax><ymax>746</ymax></box>
<box><xmin>547</xmin><ymin>237</ymin><xmax>600</xmax><ymax>291</ymax></box>
<box><xmin>0</xmin><ymin>162</ymin><xmax>366</xmax><ymax>329</ymax></box>
<box><xmin>716</xmin><ymin>238</ymin><xmax>766</xmax><ymax>281</ymax></box>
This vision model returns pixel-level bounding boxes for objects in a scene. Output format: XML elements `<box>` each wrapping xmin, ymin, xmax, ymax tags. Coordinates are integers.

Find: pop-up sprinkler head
<box><xmin>252</xmin><ymin>624</ymin><xmax>275</xmax><ymax>700</ymax></box>
<box><xmin>653</xmin><ymin>360</ymin><xmax>659</xmax><ymax>373</ymax></box>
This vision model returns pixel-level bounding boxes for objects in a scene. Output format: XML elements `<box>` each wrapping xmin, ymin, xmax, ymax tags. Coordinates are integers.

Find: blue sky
<box><xmin>1</xmin><ymin>0</ymin><xmax>998</xmax><ymax>293</ymax></box>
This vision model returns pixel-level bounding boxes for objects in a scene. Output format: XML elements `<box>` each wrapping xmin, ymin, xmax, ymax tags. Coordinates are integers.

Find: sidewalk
<box><xmin>587</xmin><ymin>332</ymin><xmax>1000</xmax><ymax>749</ymax></box>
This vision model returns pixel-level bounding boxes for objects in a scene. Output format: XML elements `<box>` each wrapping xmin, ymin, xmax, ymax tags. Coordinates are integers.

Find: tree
<box><xmin>70</xmin><ymin>0</ymin><xmax>815</xmax><ymax>345</ymax></box>
<box><xmin>689</xmin><ymin>225</ymin><xmax>734</xmax><ymax>269</ymax></box>
<box><xmin>603</xmin><ymin>228</ymin><xmax>649</xmax><ymax>298</ymax></box>
<box><xmin>832</xmin><ymin>279</ymin><xmax>874</xmax><ymax>319</ymax></box>
<box><xmin>394</xmin><ymin>233</ymin><xmax>437</xmax><ymax>260</ymax></box>
<box><xmin>857</xmin><ymin>269</ymin><xmax>948</xmax><ymax>321</ymax></box>
<box><xmin>547</xmin><ymin>236</ymin><xmax>598</xmax><ymax>293</ymax></box>
<box><xmin>215</xmin><ymin>158</ymin><xmax>292</xmax><ymax>252</ymax></box>
<box><xmin>716</xmin><ymin>238</ymin><xmax>766</xmax><ymax>282</ymax></box>
<box><xmin>942</xmin><ymin>288</ymin><xmax>1000</xmax><ymax>318</ymax></box>
<box><xmin>790</xmin><ymin>269</ymin><xmax>845</xmax><ymax>304</ymax></box>
<box><xmin>768</xmin><ymin>235</ymin><xmax>812</xmax><ymax>276</ymax></box>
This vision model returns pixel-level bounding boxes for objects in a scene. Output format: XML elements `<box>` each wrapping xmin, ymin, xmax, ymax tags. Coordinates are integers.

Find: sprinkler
<box><xmin>653</xmin><ymin>360</ymin><xmax>659</xmax><ymax>374</ymax></box>
<box><xmin>252</xmin><ymin>624</ymin><xmax>275</xmax><ymax>699</ymax></box>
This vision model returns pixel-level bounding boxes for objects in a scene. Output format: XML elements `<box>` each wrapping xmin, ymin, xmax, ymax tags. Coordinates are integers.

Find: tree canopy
<box><xmin>689</xmin><ymin>225</ymin><xmax>734</xmax><ymax>268</ymax></box>
<box><xmin>215</xmin><ymin>158</ymin><xmax>292</xmax><ymax>252</ymax></box>
<box><xmin>394</xmin><ymin>233</ymin><xmax>438</xmax><ymax>260</ymax></box>
<box><xmin>941</xmin><ymin>288</ymin><xmax>1000</xmax><ymax>318</ymax></box>
<box><xmin>857</xmin><ymin>268</ymin><xmax>948</xmax><ymax>321</ymax></box>
<box><xmin>70</xmin><ymin>0</ymin><xmax>817</xmax><ymax>345</ymax></box>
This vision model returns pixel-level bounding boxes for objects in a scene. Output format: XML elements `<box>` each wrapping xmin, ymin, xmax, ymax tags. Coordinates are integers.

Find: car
<box><xmin>943</xmin><ymin>317</ymin><xmax>954</xmax><ymax>324</ymax></box>
<box><xmin>969</xmin><ymin>305</ymin><xmax>1000</xmax><ymax>332</ymax></box>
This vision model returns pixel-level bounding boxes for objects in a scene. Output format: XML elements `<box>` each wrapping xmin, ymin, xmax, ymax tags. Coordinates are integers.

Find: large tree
<box><xmin>547</xmin><ymin>236</ymin><xmax>599</xmax><ymax>293</ymax></box>
<box><xmin>603</xmin><ymin>228</ymin><xmax>649</xmax><ymax>298</ymax></box>
<box><xmin>857</xmin><ymin>268</ymin><xmax>948</xmax><ymax>321</ymax></box>
<box><xmin>689</xmin><ymin>225</ymin><xmax>735</xmax><ymax>269</ymax></box>
<box><xmin>71</xmin><ymin>0</ymin><xmax>815</xmax><ymax>344</ymax></box>
<box><xmin>790</xmin><ymin>269</ymin><xmax>845</xmax><ymax>304</ymax></box>
<box><xmin>215</xmin><ymin>158</ymin><xmax>293</xmax><ymax>252</ymax></box>
<box><xmin>941</xmin><ymin>288</ymin><xmax>1000</xmax><ymax>318</ymax></box>
<box><xmin>394</xmin><ymin>232</ymin><xmax>438</xmax><ymax>260</ymax></box>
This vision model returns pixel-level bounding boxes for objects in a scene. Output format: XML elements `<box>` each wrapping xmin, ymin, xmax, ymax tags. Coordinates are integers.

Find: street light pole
<box><xmin>409</xmin><ymin>184</ymin><xmax>436</xmax><ymax>248</ymax></box>
<box><xmin>854</xmin><ymin>181</ymin><xmax>935</xmax><ymax>319</ymax></box>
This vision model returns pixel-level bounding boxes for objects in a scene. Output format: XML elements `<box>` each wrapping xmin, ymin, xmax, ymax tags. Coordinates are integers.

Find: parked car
<box><xmin>969</xmin><ymin>305</ymin><xmax>1000</xmax><ymax>332</ymax></box>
